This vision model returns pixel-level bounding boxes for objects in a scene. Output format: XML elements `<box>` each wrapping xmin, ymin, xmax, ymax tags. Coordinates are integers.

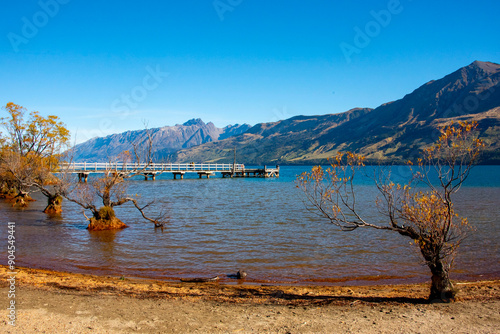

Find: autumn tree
<box><xmin>0</xmin><ymin>102</ymin><xmax>70</xmax><ymax>209</ymax></box>
<box><xmin>66</xmin><ymin>133</ymin><xmax>166</xmax><ymax>230</ymax></box>
<box><xmin>297</xmin><ymin>121</ymin><xmax>483</xmax><ymax>302</ymax></box>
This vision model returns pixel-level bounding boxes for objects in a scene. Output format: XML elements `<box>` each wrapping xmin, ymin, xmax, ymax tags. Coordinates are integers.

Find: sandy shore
<box><xmin>0</xmin><ymin>266</ymin><xmax>499</xmax><ymax>333</ymax></box>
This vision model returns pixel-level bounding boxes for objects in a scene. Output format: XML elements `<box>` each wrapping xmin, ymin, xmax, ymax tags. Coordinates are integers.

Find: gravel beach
<box><xmin>1</xmin><ymin>266</ymin><xmax>498</xmax><ymax>333</ymax></box>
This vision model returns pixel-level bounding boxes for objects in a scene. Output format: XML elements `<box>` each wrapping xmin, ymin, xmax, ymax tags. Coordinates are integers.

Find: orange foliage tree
<box><xmin>0</xmin><ymin>102</ymin><xmax>70</xmax><ymax>210</ymax></box>
<box><xmin>297</xmin><ymin>121</ymin><xmax>484</xmax><ymax>302</ymax></box>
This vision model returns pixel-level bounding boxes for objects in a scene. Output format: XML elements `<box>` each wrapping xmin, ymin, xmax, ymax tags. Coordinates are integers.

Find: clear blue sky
<box><xmin>1</xmin><ymin>0</ymin><xmax>499</xmax><ymax>143</ymax></box>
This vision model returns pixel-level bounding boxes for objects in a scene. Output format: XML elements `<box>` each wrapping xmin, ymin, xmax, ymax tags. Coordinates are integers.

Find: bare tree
<box><xmin>65</xmin><ymin>129</ymin><xmax>167</xmax><ymax>230</ymax></box>
<box><xmin>297</xmin><ymin>121</ymin><xmax>484</xmax><ymax>302</ymax></box>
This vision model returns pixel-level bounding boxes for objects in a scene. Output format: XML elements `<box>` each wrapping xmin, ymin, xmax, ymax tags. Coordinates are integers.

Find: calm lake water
<box><xmin>1</xmin><ymin>166</ymin><xmax>499</xmax><ymax>286</ymax></box>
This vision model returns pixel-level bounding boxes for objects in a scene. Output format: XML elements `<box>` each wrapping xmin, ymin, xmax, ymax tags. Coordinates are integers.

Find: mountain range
<box><xmin>70</xmin><ymin>119</ymin><xmax>251</xmax><ymax>162</ymax></box>
<box><xmin>174</xmin><ymin>61</ymin><xmax>500</xmax><ymax>164</ymax></box>
<box><xmin>72</xmin><ymin>61</ymin><xmax>500</xmax><ymax>164</ymax></box>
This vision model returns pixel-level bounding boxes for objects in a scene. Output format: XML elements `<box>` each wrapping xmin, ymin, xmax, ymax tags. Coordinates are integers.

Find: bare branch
<box><xmin>126</xmin><ymin>197</ymin><xmax>167</xmax><ymax>227</ymax></box>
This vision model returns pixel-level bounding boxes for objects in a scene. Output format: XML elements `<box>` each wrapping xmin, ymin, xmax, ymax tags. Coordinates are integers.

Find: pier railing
<box><xmin>61</xmin><ymin>162</ymin><xmax>278</xmax><ymax>181</ymax></box>
<box><xmin>62</xmin><ymin>162</ymin><xmax>246</xmax><ymax>173</ymax></box>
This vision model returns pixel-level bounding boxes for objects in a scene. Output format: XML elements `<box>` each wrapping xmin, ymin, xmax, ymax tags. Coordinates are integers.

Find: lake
<box><xmin>1</xmin><ymin>165</ymin><xmax>499</xmax><ymax>286</ymax></box>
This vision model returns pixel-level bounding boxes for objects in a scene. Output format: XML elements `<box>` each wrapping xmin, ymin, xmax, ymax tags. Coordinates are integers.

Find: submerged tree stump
<box><xmin>12</xmin><ymin>191</ymin><xmax>34</xmax><ymax>207</ymax></box>
<box><xmin>87</xmin><ymin>217</ymin><xmax>128</xmax><ymax>231</ymax></box>
<box><xmin>87</xmin><ymin>206</ymin><xmax>128</xmax><ymax>231</ymax></box>
<box><xmin>43</xmin><ymin>194</ymin><xmax>64</xmax><ymax>214</ymax></box>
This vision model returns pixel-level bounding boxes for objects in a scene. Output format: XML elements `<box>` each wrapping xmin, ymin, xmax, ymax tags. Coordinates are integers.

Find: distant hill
<box><xmin>70</xmin><ymin>119</ymin><xmax>251</xmax><ymax>162</ymax></box>
<box><xmin>173</xmin><ymin>61</ymin><xmax>500</xmax><ymax>164</ymax></box>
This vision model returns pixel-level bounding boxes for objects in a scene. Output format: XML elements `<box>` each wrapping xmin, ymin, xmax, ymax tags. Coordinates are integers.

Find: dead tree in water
<box><xmin>66</xmin><ymin>130</ymin><xmax>167</xmax><ymax>230</ymax></box>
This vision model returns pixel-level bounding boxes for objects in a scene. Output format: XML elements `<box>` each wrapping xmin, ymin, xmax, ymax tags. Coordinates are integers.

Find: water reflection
<box><xmin>88</xmin><ymin>230</ymin><xmax>120</xmax><ymax>264</ymax></box>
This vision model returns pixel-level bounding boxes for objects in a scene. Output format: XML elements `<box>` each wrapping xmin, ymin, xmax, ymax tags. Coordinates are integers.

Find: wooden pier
<box><xmin>222</xmin><ymin>166</ymin><xmax>279</xmax><ymax>178</ymax></box>
<box><xmin>62</xmin><ymin>162</ymin><xmax>279</xmax><ymax>181</ymax></box>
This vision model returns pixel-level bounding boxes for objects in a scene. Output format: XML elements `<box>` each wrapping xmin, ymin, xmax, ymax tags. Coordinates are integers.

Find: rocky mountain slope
<box><xmin>70</xmin><ymin>119</ymin><xmax>251</xmax><ymax>162</ymax></box>
<box><xmin>174</xmin><ymin>61</ymin><xmax>500</xmax><ymax>164</ymax></box>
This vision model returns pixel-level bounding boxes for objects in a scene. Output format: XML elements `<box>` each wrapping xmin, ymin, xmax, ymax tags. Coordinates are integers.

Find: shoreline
<box><xmin>1</xmin><ymin>266</ymin><xmax>499</xmax><ymax>333</ymax></box>
<box><xmin>7</xmin><ymin>261</ymin><xmax>499</xmax><ymax>288</ymax></box>
<box><xmin>4</xmin><ymin>264</ymin><xmax>499</xmax><ymax>287</ymax></box>
<box><xmin>2</xmin><ymin>265</ymin><xmax>499</xmax><ymax>304</ymax></box>
<box><xmin>9</xmin><ymin>263</ymin><xmax>435</xmax><ymax>287</ymax></box>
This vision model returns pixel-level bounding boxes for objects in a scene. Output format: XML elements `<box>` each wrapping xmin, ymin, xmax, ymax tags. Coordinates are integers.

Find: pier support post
<box><xmin>78</xmin><ymin>172</ymin><xmax>89</xmax><ymax>183</ymax></box>
<box><xmin>173</xmin><ymin>172</ymin><xmax>184</xmax><ymax>180</ymax></box>
<box><xmin>144</xmin><ymin>173</ymin><xmax>157</xmax><ymax>181</ymax></box>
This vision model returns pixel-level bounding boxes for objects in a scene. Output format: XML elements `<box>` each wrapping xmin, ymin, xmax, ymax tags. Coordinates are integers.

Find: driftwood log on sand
<box><xmin>180</xmin><ymin>276</ymin><xmax>220</xmax><ymax>283</ymax></box>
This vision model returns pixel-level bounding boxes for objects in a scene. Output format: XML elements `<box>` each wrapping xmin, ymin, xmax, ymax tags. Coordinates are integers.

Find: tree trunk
<box><xmin>43</xmin><ymin>194</ymin><xmax>63</xmax><ymax>214</ymax></box>
<box><xmin>0</xmin><ymin>184</ymin><xmax>18</xmax><ymax>199</ymax></box>
<box><xmin>87</xmin><ymin>216</ymin><xmax>128</xmax><ymax>231</ymax></box>
<box><xmin>428</xmin><ymin>258</ymin><xmax>456</xmax><ymax>302</ymax></box>
<box><xmin>13</xmin><ymin>190</ymin><xmax>32</xmax><ymax>207</ymax></box>
<box><xmin>87</xmin><ymin>206</ymin><xmax>128</xmax><ymax>231</ymax></box>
